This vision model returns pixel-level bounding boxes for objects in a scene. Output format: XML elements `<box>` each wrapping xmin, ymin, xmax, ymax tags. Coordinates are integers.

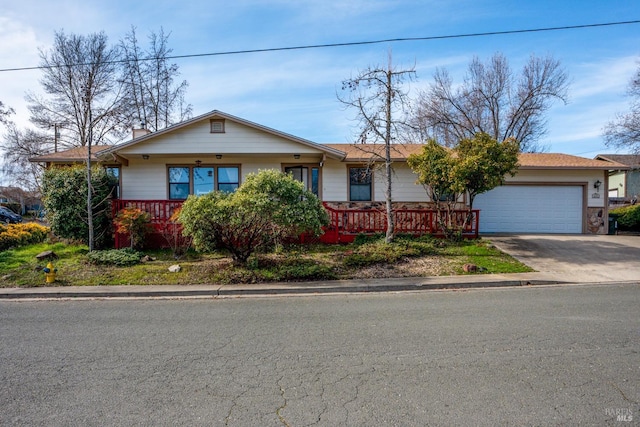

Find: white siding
<box><xmin>118</xmin><ymin>120</ymin><xmax>325</xmax><ymax>156</ymax></box>
<box><xmin>389</xmin><ymin>163</ymin><xmax>429</xmax><ymax>202</ymax></box>
<box><xmin>121</xmin><ymin>159</ymin><xmax>168</xmax><ymax>199</ymax></box>
<box><xmin>321</xmin><ymin>161</ymin><xmax>427</xmax><ymax>202</ymax></box>
<box><xmin>321</xmin><ymin>160</ymin><xmax>348</xmax><ymax>201</ymax></box>
<box><xmin>121</xmin><ymin>155</ymin><xmax>322</xmax><ymax>200</ymax></box>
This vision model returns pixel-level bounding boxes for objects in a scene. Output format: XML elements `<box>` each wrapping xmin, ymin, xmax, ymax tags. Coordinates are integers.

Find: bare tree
<box><xmin>0</xmin><ymin>101</ymin><xmax>14</xmax><ymax>126</ymax></box>
<box><xmin>603</xmin><ymin>60</ymin><xmax>640</xmax><ymax>152</ymax></box>
<box><xmin>25</xmin><ymin>30</ymin><xmax>126</xmax><ymax>250</ymax></box>
<box><xmin>412</xmin><ymin>53</ymin><xmax>569</xmax><ymax>152</ymax></box>
<box><xmin>120</xmin><ymin>27</ymin><xmax>192</xmax><ymax>131</ymax></box>
<box><xmin>25</xmin><ymin>30</ymin><xmax>126</xmax><ymax>149</ymax></box>
<box><xmin>0</xmin><ymin>124</ymin><xmax>49</xmax><ymax>192</ymax></box>
<box><xmin>0</xmin><ymin>103</ymin><xmax>48</xmax><ymax>192</ymax></box>
<box><xmin>339</xmin><ymin>53</ymin><xmax>416</xmax><ymax>243</ymax></box>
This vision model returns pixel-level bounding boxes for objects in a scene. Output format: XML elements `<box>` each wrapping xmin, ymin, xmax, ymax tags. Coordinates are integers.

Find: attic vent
<box><xmin>210</xmin><ymin>119</ymin><xmax>225</xmax><ymax>133</ymax></box>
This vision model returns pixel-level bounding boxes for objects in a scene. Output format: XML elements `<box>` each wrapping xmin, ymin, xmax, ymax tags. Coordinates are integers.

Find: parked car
<box><xmin>0</xmin><ymin>206</ymin><xmax>22</xmax><ymax>224</ymax></box>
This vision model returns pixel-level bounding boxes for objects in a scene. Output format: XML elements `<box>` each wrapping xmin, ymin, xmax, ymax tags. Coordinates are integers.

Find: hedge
<box><xmin>0</xmin><ymin>223</ymin><xmax>50</xmax><ymax>251</ymax></box>
<box><xmin>610</xmin><ymin>204</ymin><xmax>640</xmax><ymax>231</ymax></box>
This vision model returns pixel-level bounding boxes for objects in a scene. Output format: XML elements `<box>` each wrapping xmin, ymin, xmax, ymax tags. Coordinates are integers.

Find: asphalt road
<box><xmin>1</xmin><ymin>284</ymin><xmax>638</xmax><ymax>426</ymax></box>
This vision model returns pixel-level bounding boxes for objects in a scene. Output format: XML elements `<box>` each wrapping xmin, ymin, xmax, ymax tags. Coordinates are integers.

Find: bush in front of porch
<box><xmin>178</xmin><ymin>170</ymin><xmax>329</xmax><ymax>264</ymax></box>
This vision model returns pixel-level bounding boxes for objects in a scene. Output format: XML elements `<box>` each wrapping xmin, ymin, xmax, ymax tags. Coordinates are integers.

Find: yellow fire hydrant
<box><xmin>43</xmin><ymin>262</ymin><xmax>57</xmax><ymax>283</ymax></box>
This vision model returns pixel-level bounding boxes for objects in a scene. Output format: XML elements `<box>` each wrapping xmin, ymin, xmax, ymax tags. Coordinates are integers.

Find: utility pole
<box><xmin>49</xmin><ymin>123</ymin><xmax>61</xmax><ymax>152</ymax></box>
<box><xmin>54</xmin><ymin>123</ymin><xmax>59</xmax><ymax>153</ymax></box>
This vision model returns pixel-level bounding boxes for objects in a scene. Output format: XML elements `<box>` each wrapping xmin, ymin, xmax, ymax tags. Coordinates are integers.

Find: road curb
<box><xmin>0</xmin><ymin>279</ymin><xmax>564</xmax><ymax>300</ymax></box>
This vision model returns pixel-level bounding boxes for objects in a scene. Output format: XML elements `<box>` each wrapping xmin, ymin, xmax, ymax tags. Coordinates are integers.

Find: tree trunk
<box><xmin>384</xmin><ymin>67</ymin><xmax>395</xmax><ymax>243</ymax></box>
<box><xmin>87</xmin><ymin>109</ymin><xmax>94</xmax><ymax>252</ymax></box>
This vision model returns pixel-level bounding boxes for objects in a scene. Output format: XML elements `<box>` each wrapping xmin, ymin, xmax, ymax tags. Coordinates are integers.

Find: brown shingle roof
<box><xmin>324</xmin><ymin>144</ymin><xmax>628</xmax><ymax>170</ymax></box>
<box><xmin>517</xmin><ymin>153</ymin><xmax>627</xmax><ymax>170</ymax></box>
<box><xmin>29</xmin><ymin>145</ymin><xmax>112</xmax><ymax>163</ymax></box>
<box><xmin>595</xmin><ymin>154</ymin><xmax>640</xmax><ymax>168</ymax></box>
<box><xmin>323</xmin><ymin>143</ymin><xmax>424</xmax><ymax>161</ymax></box>
<box><xmin>29</xmin><ymin>142</ymin><xmax>629</xmax><ymax>171</ymax></box>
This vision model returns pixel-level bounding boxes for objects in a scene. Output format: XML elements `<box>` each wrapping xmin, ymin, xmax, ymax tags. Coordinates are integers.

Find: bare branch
<box><xmin>604</xmin><ymin>58</ymin><xmax>640</xmax><ymax>153</ymax></box>
<box><xmin>26</xmin><ymin>30</ymin><xmax>126</xmax><ymax>147</ymax></box>
<box><xmin>412</xmin><ymin>53</ymin><xmax>568</xmax><ymax>152</ymax></box>
<box><xmin>119</xmin><ymin>27</ymin><xmax>192</xmax><ymax>131</ymax></box>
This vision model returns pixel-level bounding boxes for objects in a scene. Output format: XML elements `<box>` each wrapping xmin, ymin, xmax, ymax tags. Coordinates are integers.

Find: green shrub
<box><xmin>610</xmin><ymin>205</ymin><xmax>640</xmax><ymax>230</ymax></box>
<box><xmin>274</xmin><ymin>263</ymin><xmax>336</xmax><ymax>281</ymax></box>
<box><xmin>179</xmin><ymin>170</ymin><xmax>329</xmax><ymax>264</ymax></box>
<box><xmin>86</xmin><ymin>248</ymin><xmax>143</xmax><ymax>266</ymax></box>
<box><xmin>0</xmin><ymin>223</ymin><xmax>50</xmax><ymax>251</ymax></box>
<box><xmin>42</xmin><ymin>165</ymin><xmax>116</xmax><ymax>249</ymax></box>
<box><xmin>255</xmin><ymin>256</ymin><xmax>337</xmax><ymax>281</ymax></box>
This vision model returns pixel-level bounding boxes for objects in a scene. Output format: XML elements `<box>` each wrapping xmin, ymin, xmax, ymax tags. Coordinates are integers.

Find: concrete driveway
<box><xmin>486</xmin><ymin>234</ymin><xmax>640</xmax><ymax>283</ymax></box>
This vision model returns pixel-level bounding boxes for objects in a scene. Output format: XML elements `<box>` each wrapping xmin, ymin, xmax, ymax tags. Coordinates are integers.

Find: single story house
<box><xmin>31</xmin><ymin>110</ymin><xmax>627</xmax><ymax>243</ymax></box>
<box><xmin>594</xmin><ymin>154</ymin><xmax>640</xmax><ymax>203</ymax></box>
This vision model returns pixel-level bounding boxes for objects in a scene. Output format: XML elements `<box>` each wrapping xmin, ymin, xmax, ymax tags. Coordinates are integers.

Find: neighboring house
<box><xmin>594</xmin><ymin>154</ymin><xmax>640</xmax><ymax>202</ymax></box>
<box><xmin>0</xmin><ymin>186</ymin><xmax>42</xmax><ymax>215</ymax></box>
<box><xmin>31</xmin><ymin>110</ymin><xmax>628</xmax><ymax>244</ymax></box>
<box><xmin>31</xmin><ymin>145</ymin><xmax>121</xmax><ymax>198</ymax></box>
<box><xmin>30</xmin><ymin>145</ymin><xmax>114</xmax><ymax>168</ymax></box>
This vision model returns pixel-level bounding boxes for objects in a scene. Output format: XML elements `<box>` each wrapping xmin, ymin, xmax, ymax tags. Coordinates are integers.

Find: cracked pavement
<box><xmin>1</xmin><ymin>283</ymin><xmax>638</xmax><ymax>426</ymax></box>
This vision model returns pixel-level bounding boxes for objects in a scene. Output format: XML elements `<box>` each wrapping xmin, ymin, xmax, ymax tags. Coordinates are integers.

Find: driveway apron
<box><xmin>486</xmin><ymin>234</ymin><xmax>640</xmax><ymax>283</ymax></box>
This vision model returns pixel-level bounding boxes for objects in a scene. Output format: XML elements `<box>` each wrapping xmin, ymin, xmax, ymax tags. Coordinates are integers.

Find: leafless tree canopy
<box><xmin>120</xmin><ymin>27</ymin><xmax>192</xmax><ymax>132</ymax></box>
<box><xmin>0</xmin><ymin>101</ymin><xmax>14</xmax><ymax>126</ymax></box>
<box><xmin>603</xmin><ymin>60</ymin><xmax>640</xmax><ymax>153</ymax></box>
<box><xmin>411</xmin><ymin>53</ymin><xmax>569</xmax><ymax>152</ymax></box>
<box><xmin>1</xmin><ymin>28</ymin><xmax>192</xmax><ymax>189</ymax></box>
<box><xmin>25</xmin><ymin>30</ymin><xmax>125</xmax><ymax>148</ymax></box>
<box><xmin>339</xmin><ymin>61</ymin><xmax>415</xmax><ymax>149</ymax></box>
<box><xmin>0</xmin><ymin>124</ymin><xmax>49</xmax><ymax>191</ymax></box>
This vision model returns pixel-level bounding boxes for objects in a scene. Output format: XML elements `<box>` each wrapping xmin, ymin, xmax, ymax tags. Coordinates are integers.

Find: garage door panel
<box><xmin>475</xmin><ymin>185</ymin><xmax>583</xmax><ymax>233</ymax></box>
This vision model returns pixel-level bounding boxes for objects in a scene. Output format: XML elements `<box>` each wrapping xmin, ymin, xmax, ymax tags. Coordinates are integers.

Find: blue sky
<box><xmin>0</xmin><ymin>0</ymin><xmax>638</xmax><ymax>158</ymax></box>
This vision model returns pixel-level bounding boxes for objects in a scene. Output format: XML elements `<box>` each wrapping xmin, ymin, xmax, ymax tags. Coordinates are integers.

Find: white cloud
<box><xmin>0</xmin><ymin>17</ymin><xmax>44</xmax><ymax>128</ymax></box>
<box><xmin>571</xmin><ymin>55</ymin><xmax>637</xmax><ymax>100</ymax></box>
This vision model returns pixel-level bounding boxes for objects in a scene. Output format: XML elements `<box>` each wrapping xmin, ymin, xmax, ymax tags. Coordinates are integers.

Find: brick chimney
<box><xmin>132</xmin><ymin>121</ymin><xmax>151</xmax><ymax>139</ymax></box>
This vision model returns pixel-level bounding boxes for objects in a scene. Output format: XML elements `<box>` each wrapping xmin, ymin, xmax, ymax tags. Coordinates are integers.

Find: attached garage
<box><xmin>475</xmin><ymin>184</ymin><xmax>584</xmax><ymax>233</ymax></box>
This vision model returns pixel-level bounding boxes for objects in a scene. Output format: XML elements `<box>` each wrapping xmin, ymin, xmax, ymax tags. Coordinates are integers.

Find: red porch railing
<box><xmin>112</xmin><ymin>199</ymin><xmax>185</xmax><ymax>249</ymax></box>
<box><xmin>320</xmin><ymin>204</ymin><xmax>479</xmax><ymax>243</ymax></box>
<box><xmin>111</xmin><ymin>200</ymin><xmax>479</xmax><ymax>248</ymax></box>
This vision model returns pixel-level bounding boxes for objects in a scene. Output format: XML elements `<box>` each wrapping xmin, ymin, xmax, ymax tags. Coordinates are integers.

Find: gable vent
<box><xmin>210</xmin><ymin>119</ymin><xmax>225</xmax><ymax>133</ymax></box>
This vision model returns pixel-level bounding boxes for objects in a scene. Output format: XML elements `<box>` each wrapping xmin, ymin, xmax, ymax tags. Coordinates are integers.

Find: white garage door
<box><xmin>474</xmin><ymin>185</ymin><xmax>583</xmax><ymax>233</ymax></box>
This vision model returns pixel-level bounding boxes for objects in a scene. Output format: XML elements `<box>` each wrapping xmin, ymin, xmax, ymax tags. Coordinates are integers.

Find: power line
<box><xmin>1</xmin><ymin>19</ymin><xmax>638</xmax><ymax>73</ymax></box>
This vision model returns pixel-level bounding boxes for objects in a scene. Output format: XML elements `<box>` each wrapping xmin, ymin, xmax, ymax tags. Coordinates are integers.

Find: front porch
<box><xmin>111</xmin><ymin>200</ymin><xmax>479</xmax><ymax>249</ymax></box>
